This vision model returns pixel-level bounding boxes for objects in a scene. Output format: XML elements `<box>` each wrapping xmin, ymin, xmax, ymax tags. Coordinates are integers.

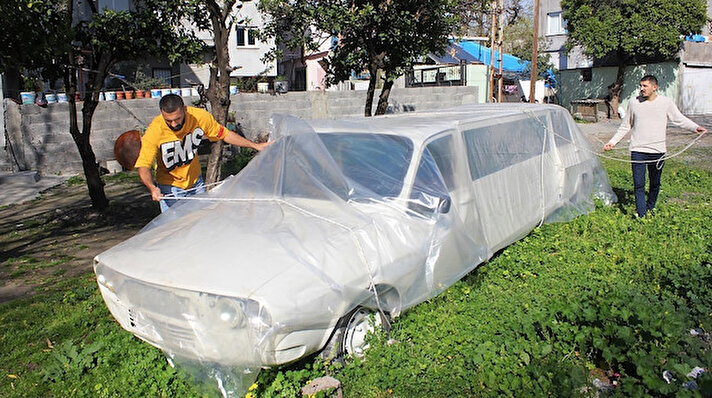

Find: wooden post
<box><xmin>489</xmin><ymin>0</ymin><xmax>497</xmax><ymax>102</ymax></box>
<box><xmin>530</xmin><ymin>0</ymin><xmax>540</xmax><ymax>103</ymax></box>
<box><xmin>497</xmin><ymin>0</ymin><xmax>504</xmax><ymax>102</ymax></box>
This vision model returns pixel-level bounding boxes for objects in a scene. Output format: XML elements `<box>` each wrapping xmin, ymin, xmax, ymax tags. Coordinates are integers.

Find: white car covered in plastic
<box><xmin>94</xmin><ymin>103</ymin><xmax>614</xmax><ymax>382</ymax></box>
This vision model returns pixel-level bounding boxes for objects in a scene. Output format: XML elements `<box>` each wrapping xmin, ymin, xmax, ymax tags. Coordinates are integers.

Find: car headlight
<box><xmin>95</xmin><ymin>261</ymin><xmax>121</xmax><ymax>293</ymax></box>
<box><xmin>213</xmin><ymin>296</ymin><xmax>246</xmax><ymax>329</ymax></box>
<box><xmin>94</xmin><ymin>261</ymin><xmax>271</xmax><ymax>336</ymax></box>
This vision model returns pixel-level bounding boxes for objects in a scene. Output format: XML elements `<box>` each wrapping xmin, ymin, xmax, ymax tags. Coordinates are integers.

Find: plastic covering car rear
<box><xmin>94</xmin><ymin>103</ymin><xmax>615</xmax><ymax>396</ymax></box>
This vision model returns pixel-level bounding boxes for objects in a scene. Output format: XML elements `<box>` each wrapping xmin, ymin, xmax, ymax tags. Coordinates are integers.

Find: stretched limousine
<box><xmin>94</xmin><ymin>103</ymin><xmax>615</xmax><ymax>390</ymax></box>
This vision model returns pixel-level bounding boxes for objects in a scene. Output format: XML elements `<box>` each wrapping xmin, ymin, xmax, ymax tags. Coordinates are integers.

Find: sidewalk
<box><xmin>0</xmin><ymin>171</ymin><xmax>68</xmax><ymax>207</ymax></box>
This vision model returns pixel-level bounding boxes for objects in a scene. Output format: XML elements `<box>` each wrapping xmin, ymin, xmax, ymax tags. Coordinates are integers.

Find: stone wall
<box><xmin>2</xmin><ymin>85</ymin><xmax>479</xmax><ymax>175</ymax></box>
<box><xmin>0</xmin><ymin>73</ymin><xmax>11</xmax><ymax>173</ymax></box>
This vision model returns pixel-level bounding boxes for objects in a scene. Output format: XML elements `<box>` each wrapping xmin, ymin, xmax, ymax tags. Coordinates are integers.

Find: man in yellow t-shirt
<box><xmin>135</xmin><ymin>94</ymin><xmax>269</xmax><ymax>212</ymax></box>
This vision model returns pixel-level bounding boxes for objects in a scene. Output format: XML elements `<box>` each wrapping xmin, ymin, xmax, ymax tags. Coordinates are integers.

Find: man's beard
<box><xmin>167</xmin><ymin>121</ymin><xmax>184</xmax><ymax>132</ymax></box>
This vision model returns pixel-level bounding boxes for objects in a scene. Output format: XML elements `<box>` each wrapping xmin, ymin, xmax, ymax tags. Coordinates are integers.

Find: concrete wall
<box><xmin>680</xmin><ymin>35</ymin><xmax>712</xmax><ymax>115</ymax></box>
<box><xmin>3</xmin><ymin>98</ymin><xmax>160</xmax><ymax>175</ymax></box>
<box><xmin>0</xmin><ymin>73</ymin><xmax>10</xmax><ymax>172</ymax></box>
<box><xmin>3</xmin><ymin>85</ymin><xmax>479</xmax><ymax>175</ymax></box>
<box><xmin>683</xmin><ymin>42</ymin><xmax>712</xmax><ymax>67</ymax></box>
<box><xmin>680</xmin><ymin>66</ymin><xmax>712</xmax><ymax>115</ymax></box>
<box><xmin>465</xmin><ymin>64</ymin><xmax>489</xmax><ymax>104</ymax></box>
<box><xmin>558</xmin><ymin>61</ymin><xmax>680</xmax><ymax>112</ymax></box>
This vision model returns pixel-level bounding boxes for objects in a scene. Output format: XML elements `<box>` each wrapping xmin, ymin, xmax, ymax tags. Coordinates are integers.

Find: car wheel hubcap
<box><xmin>343</xmin><ymin>308</ymin><xmax>381</xmax><ymax>357</ymax></box>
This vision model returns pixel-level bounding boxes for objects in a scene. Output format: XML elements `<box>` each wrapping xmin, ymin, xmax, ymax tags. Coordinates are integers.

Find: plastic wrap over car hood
<box><xmin>94</xmin><ymin>103</ymin><xmax>615</xmax><ymax>396</ymax></box>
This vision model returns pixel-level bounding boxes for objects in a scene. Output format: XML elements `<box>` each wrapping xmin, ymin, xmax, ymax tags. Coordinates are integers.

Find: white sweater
<box><xmin>607</xmin><ymin>95</ymin><xmax>699</xmax><ymax>153</ymax></box>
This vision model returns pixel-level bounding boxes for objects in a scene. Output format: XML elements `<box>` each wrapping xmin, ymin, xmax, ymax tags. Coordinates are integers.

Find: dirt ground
<box><xmin>578</xmin><ymin>116</ymin><xmax>712</xmax><ymax>172</ymax></box>
<box><xmin>0</xmin><ymin>177</ymin><xmax>159</xmax><ymax>303</ymax></box>
<box><xmin>1</xmin><ymin>118</ymin><xmax>711</xmax><ymax>304</ymax></box>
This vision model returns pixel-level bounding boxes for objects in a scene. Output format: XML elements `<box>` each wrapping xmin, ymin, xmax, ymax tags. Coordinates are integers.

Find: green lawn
<box><xmin>2</xmin><ymin>158</ymin><xmax>711</xmax><ymax>397</ymax></box>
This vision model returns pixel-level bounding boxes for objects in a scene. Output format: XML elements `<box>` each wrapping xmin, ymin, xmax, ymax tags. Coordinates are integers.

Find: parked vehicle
<box><xmin>94</xmin><ymin>103</ymin><xmax>614</xmax><ymax>375</ymax></box>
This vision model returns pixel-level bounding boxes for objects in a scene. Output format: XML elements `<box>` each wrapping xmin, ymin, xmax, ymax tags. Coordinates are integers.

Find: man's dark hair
<box><xmin>159</xmin><ymin>94</ymin><xmax>185</xmax><ymax>113</ymax></box>
<box><xmin>641</xmin><ymin>75</ymin><xmax>658</xmax><ymax>85</ymax></box>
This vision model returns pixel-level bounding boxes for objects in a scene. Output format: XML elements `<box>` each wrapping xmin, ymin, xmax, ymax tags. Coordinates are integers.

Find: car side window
<box><xmin>319</xmin><ymin>133</ymin><xmax>413</xmax><ymax>200</ymax></box>
<box><xmin>425</xmin><ymin>135</ymin><xmax>456</xmax><ymax>191</ymax></box>
<box><xmin>463</xmin><ymin>118</ymin><xmax>547</xmax><ymax>180</ymax></box>
<box><xmin>409</xmin><ymin>148</ymin><xmax>451</xmax><ymax>217</ymax></box>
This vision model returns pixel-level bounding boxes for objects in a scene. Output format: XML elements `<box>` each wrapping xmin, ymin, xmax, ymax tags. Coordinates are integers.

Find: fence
<box><xmin>1</xmin><ymin>85</ymin><xmax>480</xmax><ymax>175</ymax></box>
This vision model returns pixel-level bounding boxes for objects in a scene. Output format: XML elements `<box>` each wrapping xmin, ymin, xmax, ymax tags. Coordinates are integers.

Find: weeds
<box><xmin>0</xmin><ymin>276</ymin><xmax>199</xmax><ymax>397</ymax></box>
<box><xmin>222</xmin><ymin>149</ymin><xmax>257</xmax><ymax>177</ymax></box>
<box><xmin>65</xmin><ymin>176</ymin><xmax>84</xmax><ymax>187</ymax></box>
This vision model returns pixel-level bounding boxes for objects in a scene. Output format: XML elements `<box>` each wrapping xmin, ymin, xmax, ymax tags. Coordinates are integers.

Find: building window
<box><xmin>152</xmin><ymin>68</ymin><xmax>172</xmax><ymax>87</ymax></box>
<box><xmin>558</xmin><ymin>49</ymin><xmax>568</xmax><ymax>70</ymax></box>
<box><xmin>547</xmin><ymin>12</ymin><xmax>567</xmax><ymax>35</ymax></box>
<box><xmin>352</xmin><ymin>70</ymin><xmax>370</xmax><ymax>80</ymax></box>
<box><xmin>580</xmin><ymin>68</ymin><xmax>592</xmax><ymax>82</ymax></box>
<box><xmin>236</xmin><ymin>27</ymin><xmax>258</xmax><ymax>47</ymax></box>
<box><xmin>98</xmin><ymin>0</ymin><xmax>129</xmax><ymax>12</ymax></box>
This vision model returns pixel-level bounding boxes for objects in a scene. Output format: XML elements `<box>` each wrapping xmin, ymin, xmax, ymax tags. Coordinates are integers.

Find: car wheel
<box><xmin>321</xmin><ymin>306</ymin><xmax>386</xmax><ymax>361</ymax></box>
<box><xmin>342</xmin><ymin>307</ymin><xmax>383</xmax><ymax>358</ymax></box>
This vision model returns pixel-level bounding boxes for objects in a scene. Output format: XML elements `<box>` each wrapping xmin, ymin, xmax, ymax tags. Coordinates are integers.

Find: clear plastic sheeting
<box><xmin>93</xmin><ymin>103</ymin><xmax>616</xmax><ymax>396</ymax></box>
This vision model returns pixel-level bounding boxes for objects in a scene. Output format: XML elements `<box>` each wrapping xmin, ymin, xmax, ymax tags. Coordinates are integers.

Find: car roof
<box><xmin>291</xmin><ymin>103</ymin><xmax>562</xmax><ymax>144</ymax></box>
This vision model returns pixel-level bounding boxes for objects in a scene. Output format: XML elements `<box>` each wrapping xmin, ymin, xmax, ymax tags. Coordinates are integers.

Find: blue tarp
<box><xmin>430</xmin><ymin>44</ymin><xmax>479</xmax><ymax>64</ymax></box>
<box><xmin>545</xmin><ymin>68</ymin><xmax>556</xmax><ymax>88</ymax></box>
<box><xmin>456</xmin><ymin>40</ymin><xmax>529</xmax><ymax>73</ymax></box>
<box><xmin>685</xmin><ymin>34</ymin><xmax>706</xmax><ymax>42</ymax></box>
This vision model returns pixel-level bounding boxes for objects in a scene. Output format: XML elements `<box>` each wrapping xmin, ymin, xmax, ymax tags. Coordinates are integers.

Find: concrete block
<box><xmin>0</xmin><ymin>170</ymin><xmax>40</xmax><ymax>184</ymax></box>
<box><xmin>19</xmin><ymin>103</ymin><xmax>44</xmax><ymax>115</ymax></box>
<box><xmin>102</xmin><ymin>159</ymin><xmax>122</xmax><ymax>174</ymax></box>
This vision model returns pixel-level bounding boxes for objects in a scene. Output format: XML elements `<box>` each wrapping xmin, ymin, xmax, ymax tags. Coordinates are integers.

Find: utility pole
<box><xmin>488</xmin><ymin>0</ymin><xmax>497</xmax><ymax>102</ymax></box>
<box><xmin>530</xmin><ymin>0</ymin><xmax>540</xmax><ymax>103</ymax></box>
<box><xmin>0</xmin><ymin>73</ymin><xmax>5</xmax><ymax>159</ymax></box>
<box><xmin>497</xmin><ymin>0</ymin><xmax>504</xmax><ymax>102</ymax></box>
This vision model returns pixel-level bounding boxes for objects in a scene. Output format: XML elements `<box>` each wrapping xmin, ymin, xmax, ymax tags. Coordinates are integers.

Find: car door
<box><xmin>462</xmin><ymin>116</ymin><xmax>559</xmax><ymax>252</ymax></box>
<box><xmin>401</xmin><ymin>138</ymin><xmax>488</xmax><ymax>305</ymax></box>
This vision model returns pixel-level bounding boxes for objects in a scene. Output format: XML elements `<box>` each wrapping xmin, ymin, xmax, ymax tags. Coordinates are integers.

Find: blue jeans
<box><xmin>631</xmin><ymin>151</ymin><xmax>665</xmax><ymax>217</ymax></box>
<box><xmin>158</xmin><ymin>176</ymin><xmax>205</xmax><ymax>212</ymax></box>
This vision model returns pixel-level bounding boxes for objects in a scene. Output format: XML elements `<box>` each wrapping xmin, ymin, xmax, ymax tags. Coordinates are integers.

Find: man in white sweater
<box><xmin>603</xmin><ymin>75</ymin><xmax>707</xmax><ymax>217</ymax></box>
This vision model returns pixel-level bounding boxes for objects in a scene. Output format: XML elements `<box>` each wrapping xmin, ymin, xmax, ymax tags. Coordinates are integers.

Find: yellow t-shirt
<box><xmin>135</xmin><ymin>107</ymin><xmax>227</xmax><ymax>189</ymax></box>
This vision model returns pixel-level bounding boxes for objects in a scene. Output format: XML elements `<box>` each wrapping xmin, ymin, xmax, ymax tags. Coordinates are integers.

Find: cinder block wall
<box><xmin>3</xmin><ymin>86</ymin><xmax>479</xmax><ymax>175</ymax></box>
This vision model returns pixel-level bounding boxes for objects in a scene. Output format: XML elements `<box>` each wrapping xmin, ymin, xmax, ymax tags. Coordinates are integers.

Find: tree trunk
<box><xmin>364</xmin><ymin>65</ymin><xmax>378</xmax><ymax>117</ymax></box>
<box><xmin>204</xmin><ymin>0</ymin><xmax>235</xmax><ymax>185</ymax></box>
<box><xmin>57</xmin><ymin>0</ymin><xmax>108</xmax><ymax>211</ymax></box>
<box><xmin>66</xmin><ymin>94</ymin><xmax>108</xmax><ymax>210</ymax></box>
<box><xmin>205</xmin><ymin>64</ymin><xmax>229</xmax><ymax>185</ymax></box>
<box><xmin>64</xmin><ymin>52</ymin><xmax>109</xmax><ymax>210</ymax></box>
<box><xmin>374</xmin><ymin>78</ymin><xmax>394</xmax><ymax>116</ymax></box>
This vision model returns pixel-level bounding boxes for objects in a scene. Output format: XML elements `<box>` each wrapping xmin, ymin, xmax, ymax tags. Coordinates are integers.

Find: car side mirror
<box><xmin>437</xmin><ymin>197</ymin><xmax>451</xmax><ymax>214</ymax></box>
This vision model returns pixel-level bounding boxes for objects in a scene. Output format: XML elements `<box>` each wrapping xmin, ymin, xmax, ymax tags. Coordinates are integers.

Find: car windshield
<box><xmin>318</xmin><ymin>133</ymin><xmax>413</xmax><ymax>200</ymax></box>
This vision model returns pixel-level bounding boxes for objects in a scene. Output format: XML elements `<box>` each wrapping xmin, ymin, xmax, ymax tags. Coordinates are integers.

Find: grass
<box><xmin>2</xmin><ymin>158</ymin><xmax>712</xmax><ymax>397</ymax></box>
<box><xmin>4</xmin><ymin>255</ymin><xmax>74</xmax><ymax>280</ymax></box>
<box><xmin>0</xmin><ymin>275</ymin><xmax>200</xmax><ymax>397</ymax></box>
<box><xmin>65</xmin><ymin>176</ymin><xmax>85</xmax><ymax>187</ymax></box>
